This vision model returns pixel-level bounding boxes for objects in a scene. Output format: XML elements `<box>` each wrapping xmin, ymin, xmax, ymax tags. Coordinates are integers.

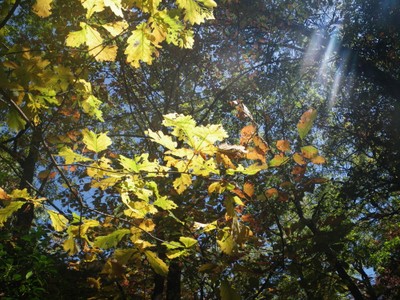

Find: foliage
<box><xmin>1</xmin><ymin>0</ymin><xmax>400</xmax><ymax>299</ymax></box>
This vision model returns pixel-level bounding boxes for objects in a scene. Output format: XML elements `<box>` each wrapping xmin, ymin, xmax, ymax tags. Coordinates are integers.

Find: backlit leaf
<box><xmin>297</xmin><ymin>108</ymin><xmax>317</xmax><ymax>140</ymax></box>
<box><xmin>153</xmin><ymin>196</ymin><xmax>178</xmax><ymax>210</ymax></box>
<box><xmin>125</xmin><ymin>23</ymin><xmax>155</xmax><ymax>68</ymax></box>
<box><xmin>240</xmin><ymin>124</ymin><xmax>256</xmax><ymax>145</ymax></box>
<box><xmin>0</xmin><ymin>201</ymin><xmax>24</xmax><ymax>226</ymax></box>
<box><xmin>147</xmin><ymin>129</ymin><xmax>177</xmax><ymax>150</ymax></box>
<box><xmin>179</xmin><ymin>236</ymin><xmax>198</xmax><ymax>248</ymax></box>
<box><xmin>293</xmin><ymin>152</ymin><xmax>306</xmax><ymax>165</ymax></box>
<box><xmin>32</xmin><ymin>0</ymin><xmax>53</xmax><ymax>17</ymax></box>
<box><xmin>217</xmin><ymin>232</ymin><xmax>234</xmax><ymax>255</ymax></box>
<box><xmin>173</xmin><ymin>173</ymin><xmax>192</xmax><ymax>194</ymax></box>
<box><xmin>94</xmin><ymin>229</ymin><xmax>130</xmax><ymax>249</ymax></box>
<box><xmin>145</xmin><ymin>250</ymin><xmax>169</xmax><ymax>276</ymax></box>
<box><xmin>139</xmin><ymin>219</ymin><xmax>156</xmax><ymax>232</ymax></box>
<box><xmin>58</xmin><ymin>147</ymin><xmax>93</xmax><ymax>164</ymax></box>
<box><xmin>82</xmin><ymin>129</ymin><xmax>112</xmax><ymax>153</ymax></box>
<box><xmin>104</xmin><ymin>0</ymin><xmax>124</xmax><ymax>18</ymax></box>
<box><xmin>276</xmin><ymin>140</ymin><xmax>290</xmax><ymax>152</ymax></box>
<box><xmin>102</xmin><ymin>21</ymin><xmax>129</xmax><ymax>37</ymax></box>
<box><xmin>176</xmin><ymin>0</ymin><xmax>217</xmax><ymax>25</ymax></box>
<box><xmin>47</xmin><ymin>210</ymin><xmax>69</xmax><ymax>231</ymax></box>
<box><xmin>81</xmin><ymin>0</ymin><xmax>105</xmax><ymax>18</ymax></box>
<box><xmin>301</xmin><ymin>145</ymin><xmax>319</xmax><ymax>159</ymax></box>
<box><xmin>311</xmin><ymin>155</ymin><xmax>326</xmax><ymax>164</ymax></box>
<box><xmin>269</xmin><ymin>154</ymin><xmax>289</xmax><ymax>167</ymax></box>
<box><xmin>243</xmin><ymin>182</ymin><xmax>254</xmax><ymax>197</ymax></box>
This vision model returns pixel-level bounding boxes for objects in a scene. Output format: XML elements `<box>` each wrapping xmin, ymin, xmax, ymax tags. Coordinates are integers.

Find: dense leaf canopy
<box><xmin>1</xmin><ymin>0</ymin><xmax>400</xmax><ymax>299</ymax></box>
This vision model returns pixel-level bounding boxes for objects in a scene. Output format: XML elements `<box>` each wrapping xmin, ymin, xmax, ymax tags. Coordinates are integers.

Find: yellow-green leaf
<box><xmin>153</xmin><ymin>196</ymin><xmax>178</xmax><ymax>210</ymax></box>
<box><xmin>47</xmin><ymin>210</ymin><xmax>69</xmax><ymax>231</ymax></box>
<box><xmin>269</xmin><ymin>154</ymin><xmax>289</xmax><ymax>167</ymax></box>
<box><xmin>94</xmin><ymin>229</ymin><xmax>130</xmax><ymax>249</ymax></box>
<box><xmin>297</xmin><ymin>108</ymin><xmax>317</xmax><ymax>140</ymax></box>
<box><xmin>301</xmin><ymin>145</ymin><xmax>319</xmax><ymax>159</ymax></box>
<box><xmin>58</xmin><ymin>147</ymin><xmax>93</xmax><ymax>164</ymax></box>
<box><xmin>125</xmin><ymin>23</ymin><xmax>155</xmax><ymax>68</ymax></box>
<box><xmin>0</xmin><ymin>202</ymin><xmax>24</xmax><ymax>226</ymax></box>
<box><xmin>144</xmin><ymin>250</ymin><xmax>169</xmax><ymax>276</ymax></box>
<box><xmin>179</xmin><ymin>236</ymin><xmax>198</xmax><ymax>248</ymax></box>
<box><xmin>82</xmin><ymin>129</ymin><xmax>112</xmax><ymax>153</ymax></box>
<box><xmin>32</xmin><ymin>0</ymin><xmax>53</xmax><ymax>17</ymax></box>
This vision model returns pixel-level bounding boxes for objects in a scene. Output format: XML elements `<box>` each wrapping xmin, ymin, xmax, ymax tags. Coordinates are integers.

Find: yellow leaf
<box><xmin>176</xmin><ymin>0</ymin><xmax>217</xmax><ymax>25</ymax></box>
<box><xmin>104</xmin><ymin>0</ymin><xmax>124</xmax><ymax>17</ymax></box>
<box><xmin>81</xmin><ymin>0</ymin><xmax>105</xmax><ymax>18</ymax></box>
<box><xmin>58</xmin><ymin>147</ymin><xmax>93</xmax><ymax>164</ymax></box>
<box><xmin>144</xmin><ymin>250</ymin><xmax>169</xmax><ymax>276</ymax></box>
<box><xmin>66</xmin><ymin>27</ymin><xmax>87</xmax><ymax>48</ymax></box>
<box><xmin>47</xmin><ymin>210</ymin><xmax>69</xmax><ymax>231</ymax></box>
<box><xmin>102</xmin><ymin>21</ymin><xmax>129</xmax><ymax>37</ymax></box>
<box><xmin>173</xmin><ymin>173</ymin><xmax>192</xmax><ymax>194</ymax></box>
<box><xmin>63</xmin><ymin>237</ymin><xmax>79</xmax><ymax>255</ymax></box>
<box><xmin>0</xmin><ymin>188</ymin><xmax>10</xmax><ymax>200</ymax></box>
<box><xmin>147</xmin><ymin>129</ymin><xmax>177</xmax><ymax>150</ymax></box>
<box><xmin>125</xmin><ymin>23</ymin><xmax>155</xmax><ymax>67</ymax></box>
<box><xmin>293</xmin><ymin>152</ymin><xmax>306</xmax><ymax>165</ymax></box>
<box><xmin>32</xmin><ymin>0</ymin><xmax>53</xmax><ymax>17</ymax></box>
<box><xmin>90</xmin><ymin>45</ymin><xmax>118</xmax><ymax>62</ymax></box>
<box><xmin>243</xmin><ymin>182</ymin><xmax>254</xmax><ymax>197</ymax></box>
<box><xmin>217</xmin><ymin>231</ymin><xmax>235</xmax><ymax>255</ymax></box>
<box><xmin>311</xmin><ymin>155</ymin><xmax>326</xmax><ymax>164</ymax></box>
<box><xmin>139</xmin><ymin>219</ymin><xmax>156</xmax><ymax>232</ymax></box>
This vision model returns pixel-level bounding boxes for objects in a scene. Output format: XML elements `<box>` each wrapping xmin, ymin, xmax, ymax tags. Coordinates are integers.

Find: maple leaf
<box><xmin>32</xmin><ymin>0</ymin><xmax>53</xmax><ymax>18</ymax></box>
<box><xmin>58</xmin><ymin>147</ymin><xmax>93</xmax><ymax>164</ymax></box>
<box><xmin>147</xmin><ymin>129</ymin><xmax>177</xmax><ymax>150</ymax></box>
<box><xmin>125</xmin><ymin>23</ymin><xmax>155</xmax><ymax>68</ymax></box>
<box><xmin>81</xmin><ymin>0</ymin><xmax>105</xmax><ymax>18</ymax></box>
<box><xmin>173</xmin><ymin>173</ymin><xmax>192</xmax><ymax>194</ymax></box>
<box><xmin>82</xmin><ymin>129</ymin><xmax>112</xmax><ymax>153</ymax></box>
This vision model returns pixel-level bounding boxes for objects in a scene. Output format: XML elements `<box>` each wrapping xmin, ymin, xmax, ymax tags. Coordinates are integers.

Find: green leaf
<box><xmin>144</xmin><ymin>250</ymin><xmax>169</xmax><ymax>276</ymax></box>
<box><xmin>81</xmin><ymin>95</ymin><xmax>104</xmax><ymax>121</ymax></box>
<box><xmin>297</xmin><ymin>108</ymin><xmax>317</xmax><ymax>140</ymax></box>
<box><xmin>217</xmin><ymin>232</ymin><xmax>235</xmax><ymax>255</ymax></box>
<box><xmin>7</xmin><ymin>109</ymin><xmax>27</xmax><ymax>132</ymax></box>
<box><xmin>269</xmin><ymin>154</ymin><xmax>289</xmax><ymax>167</ymax></box>
<box><xmin>82</xmin><ymin>129</ymin><xmax>112</xmax><ymax>153</ymax></box>
<box><xmin>153</xmin><ymin>196</ymin><xmax>178</xmax><ymax>210</ymax></box>
<box><xmin>125</xmin><ymin>23</ymin><xmax>155</xmax><ymax>68</ymax></box>
<box><xmin>94</xmin><ymin>229</ymin><xmax>130</xmax><ymax>249</ymax></box>
<box><xmin>58</xmin><ymin>147</ymin><xmax>93</xmax><ymax>164</ymax></box>
<box><xmin>179</xmin><ymin>236</ymin><xmax>198</xmax><ymax>248</ymax></box>
<box><xmin>47</xmin><ymin>210</ymin><xmax>69</xmax><ymax>231</ymax></box>
<box><xmin>0</xmin><ymin>201</ymin><xmax>25</xmax><ymax>226</ymax></box>
<box><xmin>220</xmin><ymin>281</ymin><xmax>241</xmax><ymax>300</ymax></box>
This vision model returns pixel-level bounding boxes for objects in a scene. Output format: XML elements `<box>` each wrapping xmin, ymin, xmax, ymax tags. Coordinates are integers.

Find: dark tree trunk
<box><xmin>167</xmin><ymin>261</ymin><xmax>181</xmax><ymax>300</ymax></box>
<box><xmin>152</xmin><ymin>273</ymin><xmax>165</xmax><ymax>300</ymax></box>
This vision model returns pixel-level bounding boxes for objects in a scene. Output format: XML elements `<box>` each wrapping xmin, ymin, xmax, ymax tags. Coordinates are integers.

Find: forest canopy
<box><xmin>1</xmin><ymin>0</ymin><xmax>400</xmax><ymax>299</ymax></box>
